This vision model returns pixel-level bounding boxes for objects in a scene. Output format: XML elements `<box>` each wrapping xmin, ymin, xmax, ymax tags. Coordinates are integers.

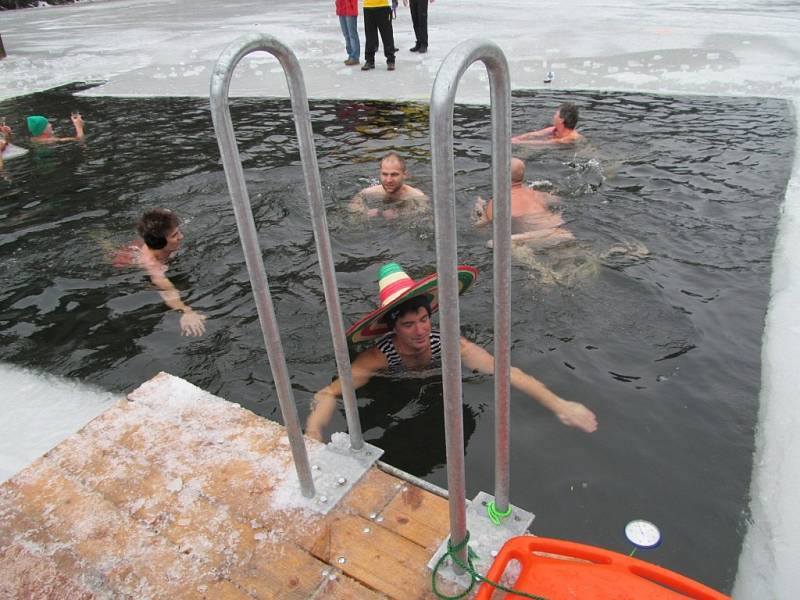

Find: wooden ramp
<box><xmin>0</xmin><ymin>373</ymin><xmax>457</xmax><ymax>599</ymax></box>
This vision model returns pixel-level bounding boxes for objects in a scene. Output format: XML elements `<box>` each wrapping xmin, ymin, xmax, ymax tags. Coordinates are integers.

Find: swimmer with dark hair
<box><xmin>27</xmin><ymin>112</ymin><xmax>85</xmax><ymax>144</ymax></box>
<box><xmin>123</xmin><ymin>209</ymin><xmax>206</xmax><ymax>336</ymax></box>
<box><xmin>512</xmin><ymin>102</ymin><xmax>583</xmax><ymax>145</ymax></box>
<box><xmin>305</xmin><ymin>262</ymin><xmax>597</xmax><ymax>442</ymax></box>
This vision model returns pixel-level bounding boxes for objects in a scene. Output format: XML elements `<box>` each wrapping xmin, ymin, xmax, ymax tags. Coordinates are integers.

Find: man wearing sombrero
<box><xmin>305</xmin><ymin>262</ymin><xmax>597</xmax><ymax>441</ymax></box>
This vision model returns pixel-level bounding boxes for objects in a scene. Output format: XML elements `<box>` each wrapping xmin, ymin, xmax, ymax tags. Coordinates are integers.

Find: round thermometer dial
<box><xmin>625</xmin><ymin>519</ymin><xmax>661</xmax><ymax>549</ymax></box>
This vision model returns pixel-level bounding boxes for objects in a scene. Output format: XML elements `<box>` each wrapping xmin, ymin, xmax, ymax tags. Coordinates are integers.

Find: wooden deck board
<box><xmin>309</xmin><ymin>513</ymin><xmax>435</xmax><ymax>599</ymax></box>
<box><xmin>0</xmin><ymin>373</ymin><xmax>456</xmax><ymax>599</ymax></box>
<box><xmin>382</xmin><ymin>484</ymin><xmax>451</xmax><ymax>552</ymax></box>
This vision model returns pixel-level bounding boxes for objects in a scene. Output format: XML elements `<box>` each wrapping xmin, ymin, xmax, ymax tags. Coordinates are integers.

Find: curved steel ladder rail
<box><xmin>209</xmin><ymin>33</ymin><xmax>364</xmax><ymax>498</ymax></box>
<box><xmin>430</xmin><ymin>39</ymin><xmax>513</xmax><ymax>565</ymax></box>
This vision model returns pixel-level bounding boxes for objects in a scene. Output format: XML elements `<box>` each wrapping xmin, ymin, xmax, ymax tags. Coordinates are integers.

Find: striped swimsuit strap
<box><xmin>376</xmin><ymin>329</ymin><xmax>442</xmax><ymax>371</ymax></box>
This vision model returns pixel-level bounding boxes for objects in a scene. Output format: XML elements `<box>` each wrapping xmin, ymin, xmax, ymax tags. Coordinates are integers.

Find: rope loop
<box><xmin>431</xmin><ymin>530</ymin><xmax>549</xmax><ymax>600</ymax></box>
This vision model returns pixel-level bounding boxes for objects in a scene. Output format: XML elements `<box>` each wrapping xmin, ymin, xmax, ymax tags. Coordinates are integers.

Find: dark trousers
<box><xmin>363</xmin><ymin>6</ymin><xmax>395</xmax><ymax>64</ymax></box>
<box><xmin>409</xmin><ymin>0</ymin><xmax>428</xmax><ymax>48</ymax></box>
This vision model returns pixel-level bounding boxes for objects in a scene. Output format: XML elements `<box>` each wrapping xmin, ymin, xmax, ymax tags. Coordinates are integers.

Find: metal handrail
<box><xmin>209</xmin><ymin>34</ymin><xmax>364</xmax><ymax>498</ymax></box>
<box><xmin>430</xmin><ymin>39</ymin><xmax>512</xmax><ymax>562</ymax></box>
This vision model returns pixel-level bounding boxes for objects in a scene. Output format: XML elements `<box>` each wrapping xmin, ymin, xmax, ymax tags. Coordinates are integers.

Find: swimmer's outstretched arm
<box><xmin>68</xmin><ymin>113</ymin><xmax>85</xmax><ymax>141</ymax></box>
<box><xmin>306</xmin><ymin>348</ymin><xmax>387</xmax><ymax>441</ymax></box>
<box><xmin>460</xmin><ymin>337</ymin><xmax>597</xmax><ymax>433</ymax></box>
<box><xmin>0</xmin><ymin>124</ymin><xmax>10</xmax><ymax>170</ymax></box>
<box><xmin>511</xmin><ymin>127</ymin><xmax>553</xmax><ymax>144</ymax></box>
<box><xmin>38</xmin><ymin>114</ymin><xmax>86</xmax><ymax>144</ymax></box>
<box><xmin>1</xmin><ymin>123</ymin><xmax>13</xmax><ymax>144</ymax></box>
<box><xmin>349</xmin><ymin>190</ymin><xmax>382</xmax><ymax>218</ymax></box>
<box><xmin>146</xmin><ymin>268</ymin><xmax>206</xmax><ymax>336</ymax></box>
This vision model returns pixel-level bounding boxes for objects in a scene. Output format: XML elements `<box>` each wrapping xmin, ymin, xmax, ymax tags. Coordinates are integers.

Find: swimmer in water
<box><xmin>349</xmin><ymin>152</ymin><xmax>430</xmax><ymax>219</ymax></box>
<box><xmin>512</xmin><ymin>102</ymin><xmax>583</xmax><ymax>146</ymax></box>
<box><xmin>305</xmin><ymin>262</ymin><xmax>597</xmax><ymax>441</ymax></box>
<box><xmin>473</xmin><ymin>157</ymin><xmax>575</xmax><ymax>249</ymax></box>
<box><xmin>0</xmin><ymin>121</ymin><xmax>12</xmax><ymax>170</ymax></box>
<box><xmin>121</xmin><ymin>209</ymin><xmax>206</xmax><ymax>337</ymax></box>
<box><xmin>27</xmin><ymin>113</ymin><xmax>85</xmax><ymax>144</ymax></box>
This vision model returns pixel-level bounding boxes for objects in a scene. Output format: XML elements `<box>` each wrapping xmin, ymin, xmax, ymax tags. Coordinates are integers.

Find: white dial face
<box><xmin>625</xmin><ymin>519</ymin><xmax>661</xmax><ymax>549</ymax></box>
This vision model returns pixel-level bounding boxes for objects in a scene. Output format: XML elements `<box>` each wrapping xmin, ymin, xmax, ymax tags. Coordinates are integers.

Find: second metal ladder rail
<box><xmin>430</xmin><ymin>39</ymin><xmax>513</xmax><ymax>562</ymax></box>
<box><xmin>209</xmin><ymin>33</ymin><xmax>364</xmax><ymax>498</ymax></box>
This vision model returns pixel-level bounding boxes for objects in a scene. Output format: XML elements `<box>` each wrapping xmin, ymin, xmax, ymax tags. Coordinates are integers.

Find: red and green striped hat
<box><xmin>346</xmin><ymin>262</ymin><xmax>478</xmax><ymax>344</ymax></box>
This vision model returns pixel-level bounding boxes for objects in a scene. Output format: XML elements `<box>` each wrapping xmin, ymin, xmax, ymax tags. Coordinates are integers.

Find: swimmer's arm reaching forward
<box><xmin>144</xmin><ymin>265</ymin><xmax>206</xmax><ymax>336</ymax></box>
<box><xmin>349</xmin><ymin>189</ymin><xmax>382</xmax><ymax>217</ymax></box>
<box><xmin>511</xmin><ymin>127</ymin><xmax>553</xmax><ymax>144</ymax></box>
<box><xmin>305</xmin><ymin>347</ymin><xmax>387</xmax><ymax>441</ymax></box>
<box><xmin>460</xmin><ymin>337</ymin><xmax>597</xmax><ymax>433</ymax></box>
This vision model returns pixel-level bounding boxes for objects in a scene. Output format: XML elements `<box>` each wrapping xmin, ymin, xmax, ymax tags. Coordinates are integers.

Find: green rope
<box><xmin>431</xmin><ymin>530</ymin><xmax>549</xmax><ymax>600</ymax></box>
<box><xmin>486</xmin><ymin>501</ymin><xmax>513</xmax><ymax>525</ymax></box>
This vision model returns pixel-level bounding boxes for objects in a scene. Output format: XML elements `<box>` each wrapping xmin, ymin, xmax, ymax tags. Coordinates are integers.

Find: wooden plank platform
<box><xmin>0</xmin><ymin>373</ymin><xmax>460</xmax><ymax>599</ymax></box>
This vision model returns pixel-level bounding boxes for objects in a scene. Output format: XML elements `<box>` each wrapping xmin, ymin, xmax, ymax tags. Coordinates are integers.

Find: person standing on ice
<box><xmin>336</xmin><ymin>0</ymin><xmax>361</xmax><ymax>66</ymax></box>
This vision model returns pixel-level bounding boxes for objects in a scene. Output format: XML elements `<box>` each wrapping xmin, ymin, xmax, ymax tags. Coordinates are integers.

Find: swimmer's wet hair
<box><xmin>559</xmin><ymin>102</ymin><xmax>579</xmax><ymax>129</ymax></box>
<box><xmin>137</xmin><ymin>208</ymin><xmax>179</xmax><ymax>250</ymax></box>
<box><xmin>383</xmin><ymin>295</ymin><xmax>432</xmax><ymax>330</ymax></box>
<box><xmin>381</xmin><ymin>151</ymin><xmax>407</xmax><ymax>171</ymax></box>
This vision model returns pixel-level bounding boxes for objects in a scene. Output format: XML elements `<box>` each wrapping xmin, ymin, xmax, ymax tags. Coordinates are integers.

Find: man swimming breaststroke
<box><xmin>304</xmin><ymin>262</ymin><xmax>597</xmax><ymax>441</ymax></box>
<box><xmin>512</xmin><ymin>102</ymin><xmax>582</xmax><ymax>145</ymax></box>
<box><xmin>123</xmin><ymin>209</ymin><xmax>207</xmax><ymax>336</ymax></box>
<box><xmin>27</xmin><ymin>113</ymin><xmax>85</xmax><ymax>144</ymax></box>
<box><xmin>349</xmin><ymin>151</ymin><xmax>430</xmax><ymax>218</ymax></box>
<box><xmin>474</xmin><ymin>157</ymin><xmax>574</xmax><ymax>249</ymax></box>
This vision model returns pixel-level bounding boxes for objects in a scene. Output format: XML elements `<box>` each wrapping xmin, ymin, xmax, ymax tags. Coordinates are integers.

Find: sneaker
<box><xmin>409</xmin><ymin>44</ymin><xmax>420</xmax><ymax>52</ymax></box>
<box><xmin>361</xmin><ymin>62</ymin><xmax>375</xmax><ymax>71</ymax></box>
<box><xmin>387</xmin><ymin>62</ymin><xmax>395</xmax><ymax>71</ymax></box>
<box><xmin>344</xmin><ymin>58</ymin><xmax>360</xmax><ymax>66</ymax></box>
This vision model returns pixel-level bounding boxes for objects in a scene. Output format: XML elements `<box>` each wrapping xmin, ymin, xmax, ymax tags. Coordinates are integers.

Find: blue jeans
<box><xmin>339</xmin><ymin>15</ymin><xmax>359</xmax><ymax>60</ymax></box>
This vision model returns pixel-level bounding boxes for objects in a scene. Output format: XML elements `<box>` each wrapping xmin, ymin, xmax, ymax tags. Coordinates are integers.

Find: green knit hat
<box><xmin>27</xmin><ymin>115</ymin><xmax>49</xmax><ymax>137</ymax></box>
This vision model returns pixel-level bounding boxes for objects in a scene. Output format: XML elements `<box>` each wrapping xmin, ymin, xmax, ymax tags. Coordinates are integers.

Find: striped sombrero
<box><xmin>346</xmin><ymin>262</ymin><xmax>478</xmax><ymax>344</ymax></box>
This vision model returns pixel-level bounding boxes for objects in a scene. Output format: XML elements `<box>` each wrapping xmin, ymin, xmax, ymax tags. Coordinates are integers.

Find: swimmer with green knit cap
<box><xmin>305</xmin><ymin>261</ymin><xmax>597</xmax><ymax>441</ymax></box>
<box><xmin>27</xmin><ymin>112</ymin><xmax>85</xmax><ymax>143</ymax></box>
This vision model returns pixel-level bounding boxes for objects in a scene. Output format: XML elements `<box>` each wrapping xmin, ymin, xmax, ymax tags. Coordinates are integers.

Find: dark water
<box><xmin>0</xmin><ymin>85</ymin><xmax>793</xmax><ymax>592</ymax></box>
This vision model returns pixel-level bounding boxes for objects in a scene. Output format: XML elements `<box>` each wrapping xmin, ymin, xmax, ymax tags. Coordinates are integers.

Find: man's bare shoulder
<box><xmin>402</xmin><ymin>184</ymin><xmax>429</xmax><ymax>199</ymax></box>
<box><xmin>553</xmin><ymin>130</ymin><xmax>583</xmax><ymax>144</ymax></box>
<box><xmin>353</xmin><ymin>345</ymin><xmax>390</xmax><ymax>370</ymax></box>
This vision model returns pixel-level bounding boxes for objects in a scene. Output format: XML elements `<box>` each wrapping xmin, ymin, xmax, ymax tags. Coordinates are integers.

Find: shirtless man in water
<box><xmin>511</xmin><ymin>102</ymin><xmax>582</xmax><ymax>145</ymax></box>
<box><xmin>132</xmin><ymin>209</ymin><xmax>206</xmax><ymax>336</ymax></box>
<box><xmin>27</xmin><ymin>113</ymin><xmax>85</xmax><ymax>144</ymax></box>
<box><xmin>473</xmin><ymin>157</ymin><xmax>574</xmax><ymax>248</ymax></box>
<box><xmin>349</xmin><ymin>151</ymin><xmax>430</xmax><ymax>218</ymax></box>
